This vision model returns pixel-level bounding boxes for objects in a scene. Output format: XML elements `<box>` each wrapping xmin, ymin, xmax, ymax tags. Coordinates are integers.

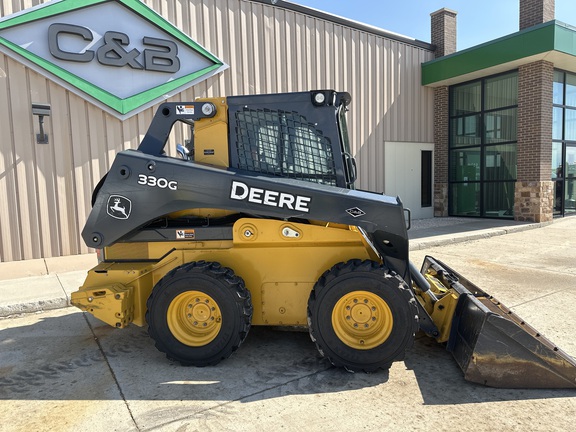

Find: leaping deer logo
<box><xmin>107</xmin><ymin>195</ymin><xmax>132</xmax><ymax>219</ymax></box>
<box><xmin>110</xmin><ymin>198</ymin><xmax>127</xmax><ymax>218</ymax></box>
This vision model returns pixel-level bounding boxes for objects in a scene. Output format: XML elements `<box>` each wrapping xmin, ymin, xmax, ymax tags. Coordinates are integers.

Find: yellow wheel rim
<box><xmin>167</xmin><ymin>291</ymin><xmax>222</xmax><ymax>346</ymax></box>
<box><xmin>331</xmin><ymin>290</ymin><xmax>393</xmax><ymax>350</ymax></box>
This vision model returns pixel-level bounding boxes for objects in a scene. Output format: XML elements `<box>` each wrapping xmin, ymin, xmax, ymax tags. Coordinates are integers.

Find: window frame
<box><xmin>448</xmin><ymin>70</ymin><xmax>518</xmax><ymax>218</ymax></box>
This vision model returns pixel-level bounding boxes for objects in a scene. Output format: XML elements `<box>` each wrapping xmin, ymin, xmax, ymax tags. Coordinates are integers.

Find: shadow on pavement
<box><xmin>404</xmin><ymin>335</ymin><xmax>576</xmax><ymax>405</ymax></box>
<box><xmin>0</xmin><ymin>310</ymin><xmax>389</xmax><ymax>402</ymax></box>
<box><xmin>1</xmin><ymin>310</ymin><xmax>573</xmax><ymax>404</ymax></box>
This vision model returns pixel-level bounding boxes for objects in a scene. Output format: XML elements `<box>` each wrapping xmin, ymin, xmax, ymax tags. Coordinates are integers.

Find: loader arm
<box><xmin>82</xmin><ymin>149</ymin><xmax>411</xmax><ymax>280</ymax></box>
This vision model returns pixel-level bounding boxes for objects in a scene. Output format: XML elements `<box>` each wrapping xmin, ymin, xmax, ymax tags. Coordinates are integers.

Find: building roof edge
<box><xmin>249</xmin><ymin>0</ymin><xmax>434</xmax><ymax>50</ymax></box>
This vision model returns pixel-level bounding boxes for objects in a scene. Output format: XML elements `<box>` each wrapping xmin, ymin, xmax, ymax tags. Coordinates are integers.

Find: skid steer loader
<box><xmin>72</xmin><ymin>90</ymin><xmax>576</xmax><ymax>388</ymax></box>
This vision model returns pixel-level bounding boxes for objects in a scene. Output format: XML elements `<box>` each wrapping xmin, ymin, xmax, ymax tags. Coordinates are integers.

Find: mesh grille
<box><xmin>234</xmin><ymin>109</ymin><xmax>337</xmax><ymax>186</ymax></box>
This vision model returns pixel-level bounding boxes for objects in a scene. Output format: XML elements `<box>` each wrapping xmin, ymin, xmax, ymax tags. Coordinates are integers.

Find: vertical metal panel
<box><xmin>0</xmin><ymin>54</ymin><xmax>21</xmax><ymax>261</ymax></box>
<box><xmin>4</xmin><ymin>57</ymin><xmax>42</xmax><ymax>261</ymax></box>
<box><xmin>0</xmin><ymin>0</ymin><xmax>434</xmax><ymax>261</ymax></box>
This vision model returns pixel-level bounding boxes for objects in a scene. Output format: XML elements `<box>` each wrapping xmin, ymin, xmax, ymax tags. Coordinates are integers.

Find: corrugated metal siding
<box><xmin>0</xmin><ymin>0</ymin><xmax>434</xmax><ymax>262</ymax></box>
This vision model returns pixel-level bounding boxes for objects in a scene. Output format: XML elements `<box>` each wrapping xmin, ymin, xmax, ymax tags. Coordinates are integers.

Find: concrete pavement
<box><xmin>0</xmin><ymin>217</ymin><xmax>548</xmax><ymax>317</ymax></box>
<box><xmin>1</xmin><ymin>216</ymin><xmax>575</xmax><ymax>432</ymax></box>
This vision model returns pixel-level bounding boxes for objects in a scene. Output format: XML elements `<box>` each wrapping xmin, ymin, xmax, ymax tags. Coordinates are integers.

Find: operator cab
<box><xmin>227</xmin><ymin>90</ymin><xmax>356</xmax><ymax>189</ymax></box>
<box><xmin>175</xmin><ymin>90</ymin><xmax>357</xmax><ymax>189</ymax></box>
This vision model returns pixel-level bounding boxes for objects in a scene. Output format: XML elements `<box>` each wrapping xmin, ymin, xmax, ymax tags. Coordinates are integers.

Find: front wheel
<box><xmin>146</xmin><ymin>261</ymin><xmax>252</xmax><ymax>366</ymax></box>
<box><xmin>307</xmin><ymin>260</ymin><xmax>418</xmax><ymax>372</ymax></box>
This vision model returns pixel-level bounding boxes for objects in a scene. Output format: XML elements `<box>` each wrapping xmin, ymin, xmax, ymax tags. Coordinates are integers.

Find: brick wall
<box><xmin>430</xmin><ymin>9</ymin><xmax>457</xmax><ymax>58</ymax></box>
<box><xmin>433</xmin><ymin>86</ymin><xmax>449</xmax><ymax>216</ymax></box>
<box><xmin>515</xmin><ymin>60</ymin><xmax>554</xmax><ymax>222</ymax></box>
<box><xmin>520</xmin><ymin>0</ymin><xmax>555</xmax><ymax>30</ymax></box>
<box><xmin>517</xmin><ymin>60</ymin><xmax>554</xmax><ymax>182</ymax></box>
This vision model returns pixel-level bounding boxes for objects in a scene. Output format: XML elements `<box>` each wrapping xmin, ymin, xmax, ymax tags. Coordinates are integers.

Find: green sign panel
<box><xmin>0</xmin><ymin>0</ymin><xmax>228</xmax><ymax>118</ymax></box>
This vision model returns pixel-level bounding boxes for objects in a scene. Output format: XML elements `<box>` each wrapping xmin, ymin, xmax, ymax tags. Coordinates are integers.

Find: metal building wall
<box><xmin>0</xmin><ymin>0</ymin><xmax>434</xmax><ymax>262</ymax></box>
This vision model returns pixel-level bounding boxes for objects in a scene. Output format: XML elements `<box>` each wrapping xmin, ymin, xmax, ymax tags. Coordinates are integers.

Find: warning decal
<box><xmin>176</xmin><ymin>105</ymin><xmax>195</xmax><ymax>115</ymax></box>
<box><xmin>176</xmin><ymin>229</ymin><xmax>195</xmax><ymax>240</ymax></box>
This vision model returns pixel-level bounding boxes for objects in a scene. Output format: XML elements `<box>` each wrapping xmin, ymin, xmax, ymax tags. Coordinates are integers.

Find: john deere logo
<box><xmin>0</xmin><ymin>0</ymin><xmax>228</xmax><ymax>118</ymax></box>
<box><xmin>107</xmin><ymin>195</ymin><xmax>132</xmax><ymax>220</ymax></box>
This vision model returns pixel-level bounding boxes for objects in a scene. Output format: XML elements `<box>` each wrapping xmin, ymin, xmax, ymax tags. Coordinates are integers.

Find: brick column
<box><xmin>515</xmin><ymin>60</ymin><xmax>554</xmax><ymax>222</ymax></box>
<box><xmin>520</xmin><ymin>0</ymin><xmax>555</xmax><ymax>30</ymax></box>
<box><xmin>430</xmin><ymin>8</ymin><xmax>457</xmax><ymax>58</ymax></box>
<box><xmin>433</xmin><ymin>86</ymin><xmax>449</xmax><ymax>216</ymax></box>
<box><xmin>430</xmin><ymin>9</ymin><xmax>456</xmax><ymax>216</ymax></box>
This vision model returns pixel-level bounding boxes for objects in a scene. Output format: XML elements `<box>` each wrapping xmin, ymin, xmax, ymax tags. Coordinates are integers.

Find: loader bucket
<box><xmin>420</xmin><ymin>256</ymin><xmax>576</xmax><ymax>389</ymax></box>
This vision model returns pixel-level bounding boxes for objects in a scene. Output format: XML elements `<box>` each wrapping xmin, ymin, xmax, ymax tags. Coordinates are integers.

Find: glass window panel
<box><xmin>552</xmin><ymin>142</ymin><xmax>563</xmax><ymax>179</ymax></box>
<box><xmin>450</xmin><ymin>115</ymin><xmax>481</xmax><ymax>148</ymax></box>
<box><xmin>450</xmin><ymin>81</ymin><xmax>481</xmax><ymax>116</ymax></box>
<box><xmin>568</xmin><ymin>146</ymin><xmax>576</xmax><ymax>166</ymax></box>
<box><xmin>553</xmin><ymin>107</ymin><xmax>564</xmax><ymax>140</ymax></box>
<box><xmin>450</xmin><ymin>148</ymin><xmax>481</xmax><ymax>182</ymax></box>
<box><xmin>566</xmin><ymin>73</ymin><xmax>576</xmax><ymax>107</ymax></box>
<box><xmin>483</xmin><ymin>182</ymin><xmax>515</xmax><ymax>218</ymax></box>
<box><xmin>554</xmin><ymin>180</ymin><xmax>563</xmax><ymax>214</ymax></box>
<box><xmin>485</xmin><ymin>73</ymin><xmax>518</xmax><ymax>110</ymax></box>
<box><xmin>566</xmin><ymin>108</ymin><xmax>576</xmax><ymax>141</ymax></box>
<box><xmin>450</xmin><ymin>182</ymin><xmax>480</xmax><ymax>216</ymax></box>
<box><xmin>484</xmin><ymin>144</ymin><xmax>517</xmax><ymax>181</ymax></box>
<box><xmin>566</xmin><ymin>178</ymin><xmax>576</xmax><ymax>213</ymax></box>
<box><xmin>553</xmin><ymin>70</ymin><xmax>565</xmax><ymax>105</ymax></box>
<box><xmin>484</xmin><ymin>108</ymin><xmax>517</xmax><ymax>144</ymax></box>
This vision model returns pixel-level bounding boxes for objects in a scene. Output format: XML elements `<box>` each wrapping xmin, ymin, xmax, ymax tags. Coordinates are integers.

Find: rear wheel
<box><xmin>146</xmin><ymin>261</ymin><xmax>252</xmax><ymax>366</ymax></box>
<box><xmin>307</xmin><ymin>260</ymin><xmax>418</xmax><ymax>372</ymax></box>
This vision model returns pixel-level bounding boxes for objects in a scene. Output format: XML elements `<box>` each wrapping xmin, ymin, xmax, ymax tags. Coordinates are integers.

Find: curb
<box><xmin>0</xmin><ymin>271</ymin><xmax>87</xmax><ymax>319</ymax></box>
<box><xmin>409</xmin><ymin>220</ymin><xmax>551</xmax><ymax>251</ymax></box>
<box><xmin>0</xmin><ymin>297</ymin><xmax>70</xmax><ymax>318</ymax></box>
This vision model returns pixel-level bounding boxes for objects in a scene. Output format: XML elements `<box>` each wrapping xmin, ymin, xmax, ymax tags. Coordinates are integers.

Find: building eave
<box><xmin>422</xmin><ymin>20</ymin><xmax>576</xmax><ymax>87</ymax></box>
<box><xmin>251</xmin><ymin>0</ymin><xmax>434</xmax><ymax>50</ymax></box>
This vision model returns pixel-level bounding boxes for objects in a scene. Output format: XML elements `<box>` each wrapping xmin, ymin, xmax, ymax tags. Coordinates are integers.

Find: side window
<box><xmin>234</xmin><ymin>109</ymin><xmax>337</xmax><ymax>185</ymax></box>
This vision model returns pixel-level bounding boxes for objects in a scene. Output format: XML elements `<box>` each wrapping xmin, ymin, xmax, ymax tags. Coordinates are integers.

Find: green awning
<box><xmin>422</xmin><ymin>20</ymin><xmax>576</xmax><ymax>87</ymax></box>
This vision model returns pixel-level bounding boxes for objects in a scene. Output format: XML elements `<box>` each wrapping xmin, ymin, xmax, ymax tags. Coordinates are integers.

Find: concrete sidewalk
<box><xmin>0</xmin><ymin>217</ymin><xmax>548</xmax><ymax>317</ymax></box>
<box><xmin>0</xmin><ymin>254</ymin><xmax>97</xmax><ymax>317</ymax></box>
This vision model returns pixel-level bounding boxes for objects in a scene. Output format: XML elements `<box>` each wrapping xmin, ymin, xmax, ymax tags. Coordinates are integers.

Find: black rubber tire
<box><xmin>307</xmin><ymin>259</ymin><xmax>418</xmax><ymax>372</ymax></box>
<box><xmin>146</xmin><ymin>261</ymin><xmax>252</xmax><ymax>366</ymax></box>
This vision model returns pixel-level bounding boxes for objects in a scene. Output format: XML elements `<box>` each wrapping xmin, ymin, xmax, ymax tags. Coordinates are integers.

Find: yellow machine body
<box><xmin>192</xmin><ymin>97</ymin><xmax>230</xmax><ymax>167</ymax></box>
<box><xmin>72</xmin><ymin>219</ymin><xmax>378</xmax><ymax>329</ymax></box>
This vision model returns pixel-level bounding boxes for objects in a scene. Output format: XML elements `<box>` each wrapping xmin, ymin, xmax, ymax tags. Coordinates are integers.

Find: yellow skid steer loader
<box><xmin>71</xmin><ymin>90</ymin><xmax>576</xmax><ymax>388</ymax></box>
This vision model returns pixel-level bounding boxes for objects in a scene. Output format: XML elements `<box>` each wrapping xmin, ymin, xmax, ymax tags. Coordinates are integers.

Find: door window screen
<box><xmin>234</xmin><ymin>109</ymin><xmax>337</xmax><ymax>186</ymax></box>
